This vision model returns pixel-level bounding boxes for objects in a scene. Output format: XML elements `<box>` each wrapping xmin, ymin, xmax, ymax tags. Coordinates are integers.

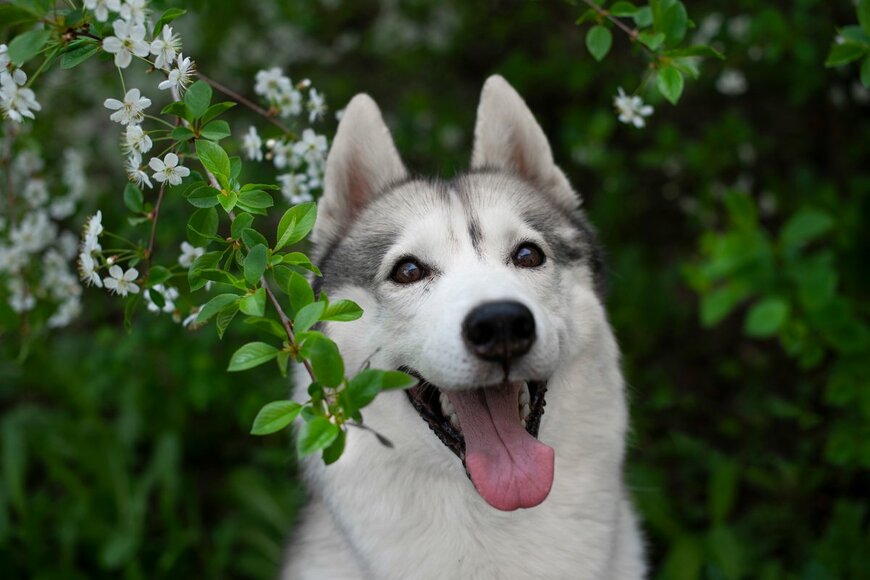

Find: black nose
<box><xmin>462</xmin><ymin>301</ymin><xmax>536</xmax><ymax>363</ymax></box>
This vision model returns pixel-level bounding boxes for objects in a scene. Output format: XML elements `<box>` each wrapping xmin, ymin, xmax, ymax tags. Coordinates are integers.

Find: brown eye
<box><xmin>390</xmin><ymin>258</ymin><xmax>428</xmax><ymax>284</ymax></box>
<box><xmin>512</xmin><ymin>243</ymin><xmax>545</xmax><ymax>268</ymax></box>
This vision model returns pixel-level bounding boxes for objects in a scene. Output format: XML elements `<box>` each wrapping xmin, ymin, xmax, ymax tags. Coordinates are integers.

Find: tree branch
<box><xmin>196</xmin><ymin>71</ymin><xmax>295</xmax><ymax>137</ymax></box>
<box><xmin>579</xmin><ymin>0</ymin><xmax>656</xmax><ymax>57</ymax></box>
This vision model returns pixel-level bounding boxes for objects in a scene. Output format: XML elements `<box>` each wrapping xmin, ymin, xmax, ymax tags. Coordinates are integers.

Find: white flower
<box><xmin>119</xmin><ymin>0</ymin><xmax>148</xmax><ymax>25</ymax></box>
<box><xmin>150</xmin><ymin>25</ymin><xmax>180</xmax><ymax>70</ymax></box>
<box><xmin>158</xmin><ymin>54</ymin><xmax>194</xmax><ymax>93</ymax></box>
<box><xmin>24</xmin><ymin>179</ymin><xmax>49</xmax><ymax>208</ymax></box>
<box><xmin>277</xmin><ymin>89</ymin><xmax>302</xmax><ymax>117</ymax></box>
<box><xmin>58</xmin><ymin>231</ymin><xmax>79</xmax><ymax>260</ymax></box>
<box><xmin>613</xmin><ymin>87</ymin><xmax>653</xmax><ymax>128</ymax></box>
<box><xmin>11</xmin><ymin>210</ymin><xmax>56</xmax><ymax>254</ymax></box>
<box><xmin>103</xmin><ymin>265</ymin><xmax>140</xmax><ymax>296</ymax></box>
<box><xmin>0</xmin><ymin>244</ymin><xmax>27</xmax><ymax>274</ymax></box>
<box><xmin>182</xmin><ymin>307</ymin><xmax>200</xmax><ymax>328</ymax></box>
<box><xmin>104</xmin><ymin>88</ymin><xmax>151</xmax><ymax>125</ymax></box>
<box><xmin>149</xmin><ymin>152</ymin><xmax>189</xmax><ymax>186</ymax></box>
<box><xmin>243</xmin><ymin>126</ymin><xmax>263</xmax><ymax>161</ymax></box>
<box><xmin>293</xmin><ymin>129</ymin><xmax>328</xmax><ymax>163</ymax></box>
<box><xmin>81</xmin><ymin>211</ymin><xmax>103</xmax><ymax>255</ymax></box>
<box><xmin>334</xmin><ymin>108</ymin><xmax>345</xmax><ymax>122</ymax></box>
<box><xmin>178</xmin><ymin>241</ymin><xmax>204</xmax><ymax>268</ymax></box>
<box><xmin>254</xmin><ymin>67</ymin><xmax>292</xmax><ymax>101</ymax></box>
<box><xmin>125</xmin><ymin>154</ymin><xmax>153</xmax><ymax>189</ymax></box>
<box><xmin>49</xmin><ymin>196</ymin><xmax>76</xmax><ymax>220</ymax></box>
<box><xmin>0</xmin><ymin>73</ymin><xmax>41</xmax><ymax>123</ymax></box>
<box><xmin>124</xmin><ymin>123</ymin><xmax>152</xmax><ymax>155</ymax></box>
<box><xmin>145</xmin><ymin>283</ymin><xmax>179</xmax><ymax>314</ymax></box>
<box><xmin>47</xmin><ymin>297</ymin><xmax>81</xmax><ymax>328</ymax></box>
<box><xmin>0</xmin><ymin>44</ymin><xmax>8</xmax><ymax>70</ymax></box>
<box><xmin>7</xmin><ymin>278</ymin><xmax>35</xmax><ymax>313</ymax></box>
<box><xmin>83</xmin><ymin>0</ymin><xmax>121</xmax><ymax>22</ymax></box>
<box><xmin>270</xmin><ymin>139</ymin><xmax>297</xmax><ymax>170</ymax></box>
<box><xmin>307</xmin><ymin>88</ymin><xmax>327</xmax><ymax>123</ymax></box>
<box><xmin>716</xmin><ymin>69</ymin><xmax>748</xmax><ymax>96</ymax></box>
<box><xmin>102</xmin><ymin>18</ymin><xmax>149</xmax><ymax>69</ymax></box>
<box><xmin>278</xmin><ymin>173</ymin><xmax>313</xmax><ymax>205</ymax></box>
<box><xmin>62</xmin><ymin>149</ymin><xmax>87</xmax><ymax>201</ymax></box>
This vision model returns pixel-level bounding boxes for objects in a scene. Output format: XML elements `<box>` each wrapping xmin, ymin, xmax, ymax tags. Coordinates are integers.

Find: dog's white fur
<box><xmin>281</xmin><ymin>76</ymin><xmax>645</xmax><ymax>580</ymax></box>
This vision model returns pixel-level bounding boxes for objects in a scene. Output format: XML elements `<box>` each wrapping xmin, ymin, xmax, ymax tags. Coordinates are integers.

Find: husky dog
<box><xmin>281</xmin><ymin>76</ymin><xmax>645</xmax><ymax>579</ymax></box>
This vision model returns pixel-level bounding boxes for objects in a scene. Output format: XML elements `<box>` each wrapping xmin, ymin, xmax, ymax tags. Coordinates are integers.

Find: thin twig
<box><xmin>145</xmin><ymin>182</ymin><xmax>167</xmax><ymax>266</ymax></box>
<box><xmin>196</xmin><ymin>71</ymin><xmax>294</xmax><ymax>136</ymax></box>
<box><xmin>579</xmin><ymin>0</ymin><xmax>656</xmax><ymax>57</ymax></box>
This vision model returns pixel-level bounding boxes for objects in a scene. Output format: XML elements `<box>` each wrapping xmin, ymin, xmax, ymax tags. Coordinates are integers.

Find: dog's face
<box><xmin>309</xmin><ymin>76</ymin><xmax>607</xmax><ymax>512</ymax></box>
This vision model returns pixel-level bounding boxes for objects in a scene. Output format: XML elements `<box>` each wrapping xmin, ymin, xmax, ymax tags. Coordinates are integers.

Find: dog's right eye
<box><xmin>390</xmin><ymin>258</ymin><xmax>428</xmax><ymax>284</ymax></box>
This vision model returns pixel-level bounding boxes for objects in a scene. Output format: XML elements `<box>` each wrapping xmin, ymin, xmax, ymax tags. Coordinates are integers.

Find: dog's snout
<box><xmin>462</xmin><ymin>301</ymin><xmax>536</xmax><ymax>363</ymax></box>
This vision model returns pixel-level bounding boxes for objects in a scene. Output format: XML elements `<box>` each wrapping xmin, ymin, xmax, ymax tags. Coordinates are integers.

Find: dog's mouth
<box><xmin>402</xmin><ymin>368</ymin><xmax>554</xmax><ymax>511</ymax></box>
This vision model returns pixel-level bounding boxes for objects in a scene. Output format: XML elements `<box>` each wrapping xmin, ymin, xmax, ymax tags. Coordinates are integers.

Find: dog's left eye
<box><xmin>512</xmin><ymin>243</ymin><xmax>545</xmax><ymax>268</ymax></box>
<box><xmin>390</xmin><ymin>258</ymin><xmax>429</xmax><ymax>284</ymax></box>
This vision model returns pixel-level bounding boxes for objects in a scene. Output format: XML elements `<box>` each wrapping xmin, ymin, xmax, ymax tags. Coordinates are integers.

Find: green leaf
<box><xmin>283</xmin><ymin>269</ymin><xmax>314</xmax><ymax>314</ymax></box>
<box><xmin>658</xmin><ymin>0</ymin><xmax>688</xmax><ymax>47</ymax></box>
<box><xmin>201</xmin><ymin>102</ymin><xmax>237</xmax><ymax>125</ymax></box>
<box><xmin>230</xmin><ymin>156</ymin><xmax>242</xmax><ymax>180</ymax></box>
<box><xmin>187</xmin><ymin>207</ymin><xmax>219</xmax><ymax>246</ymax></box>
<box><xmin>147</xmin><ymin>288</ymin><xmax>164</xmax><ymax>310</ymax></box>
<box><xmin>162</xmin><ymin>101</ymin><xmax>188</xmax><ymax>118</ymax></box>
<box><xmin>296</xmin><ymin>416</ymin><xmax>340</xmax><ymax>456</ymax></box>
<box><xmin>707</xmin><ymin>526</ymin><xmax>744</xmax><ymax>580</ymax></box>
<box><xmin>239</xmin><ymin>287</ymin><xmax>267</xmax><ymax>317</ymax></box>
<box><xmin>321</xmin><ymin>299</ymin><xmax>363</xmax><ymax>322</ymax></box>
<box><xmin>825</xmin><ymin>42</ymin><xmax>867</xmax><ymax>67</ymax></box>
<box><xmin>242</xmin><ymin>228</ymin><xmax>269</xmax><ymax>250</ymax></box>
<box><xmin>638</xmin><ymin>30</ymin><xmax>666</xmax><ymax>50</ymax></box>
<box><xmin>147</xmin><ymin>265</ymin><xmax>172</xmax><ymax>287</ymax></box>
<box><xmin>860</xmin><ymin>0</ymin><xmax>870</xmax><ymax>35</ymax></box>
<box><xmin>243</xmin><ymin>316</ymin><xmax>286</xmax><ymax>339</ymax></box>
<box><xmin>0</xmin><ymin>5</ymin><xmax>37</xmax><ymax>28</ymax></box>
<box><xmin>184</xmin><ymin>80</ymin><xmax>212</xmax><ymax>119</ymax></box>
<box><xmin>185</xmin><ymin>183</ymin><xmax>219</xmax><ymax>208</ymax></box>
<box><xmin>839</xmin><ymin>25</ymin><xmax>870</xmax><ymax>47</ymax></box>
<box><xmin>154</xmin><ymin>8</ymin><xmax>186</xmax><ymax>35</ymax></box>
<box><xmin>633</xmin><ymin>6</ymin><xmax>653</xmax><ymax>28</ymax></box>
<box><xmin>228</xmin><ymin>342</ymin><xmax>279</xmax><ymax>372</ymax></box>
<box><xmin>779</xmin><ymin>209</ymin><xmax>833</xmax><ymax>248</ymax></box>
<box><xmin>586</xmin><ymin>25</ymin><xmax>612</xmax><ymax>62</ymax></box>
<box><xmin>215</xmin><ymin>303</ymin><xmax>238</xmax><ymax>338</ymax></box>
<box><xmin>201</xmin><ymin>120</ymin><xmax>231</xmax><ymax>142</ymax></box>
<box><xmin>656</xmin><ymin>66</ymin><xmax>684</xmax><ymax>105</ymax></box>
<box><xmin>322</xmin><ymin>428</ymin><xmax>346</xmax><ymax>465</ymax></box>
<box><xmin>188</xmin><ymin>251</ymin><xmax>222</xmax><ymax>291</ymax></box>
<box><xmin>218</xmin><ymin>189</ymin><xmax>238</xmax><ymax>213</ymax></box>
<box><xmin>609</xmin><ymin>2</ymin><xmax>637</xmax><ymax>17</ymax></box>
<box><xmin>299</xmin><ymin>332</ymin><xmax>344</xmax><ymax>388</ymax></box>
<box><xmin>700</xmin><ymin>285</ymin><xmax>749</xmax><ymax>327</ymax></box>
<box><xmin>195</xmin><ymin>140</ymin><xmax>231</xmax><ymax>182</ymax></box>
<box><xmin>123</xmin><ymin>183</ymin><xmax>144</xmax><ymax>213</ymax></box>
<box><xmin>294</xmin><ymin>301</ymin><xmax>326</xmax><ymax>333</ymax></box>
<box><xmin>195</xmin><ymin>293</ymin><xmax>240</xmax><ymax>324</ymax></box>
<box><xmin>238</xmin><ymin>189</ymin><xmax>274</xmax><ymax>209</ymax></box>
<box><xmin>230</xmin><ymin>212</ymin><xmax>254</xmax><ymax>240</ymax></box>
<box><xmin>344</xmin><ymin>369</ymin><xmax>417</xmax><ymax>415</ymax></box>
<box><xmin>708</xmin><ymin>458</ymin><xmax>739</xmax><ymax>524</ymax></box>
<box><xmin>276</xmin><ymin>203</ymin><xmax>317</xmax><ymax>250</ymax></box>
<box><xmin>171</xmin><ymin>126</ymin><xmax>196</xmax><ymax>142</ymax></box>
<box><xmin>862</xmin><ymin>56</ymin><xmax>870</xmax><ymax>88</ymax></box>
<box><xmin>8</xmin><ymin>29</ymin><xmax>51</xmax><ymax>66</ymax></box>
<box><xmin>574</xmin><ymin>9</ymin><xmax>598</xmax><ymax>25</ymax></box>
<box><xmin>280</xmin><ymin>252</ymin><xmax>321</xmax><ymax>276</ymax></box>
<box><xmin>250</xmin><ymin>401</ymin><xmax>302</xmax><ymax>435</ymax></box>
<box><xmin>60</xmin><ymin>39</ymin><xmax>99</xmax><ymax>69</ymax></box>
<box><xmin>744</xmin><ymin>298</ymin><xmax>789</xmax><ymax>338</ymax></box>
<box><xmin>243</xmin><ymin>244</ymin><xmax>269</xmax><ymax>286</ymax></box>
<box><xmin>664</xmin><ymin>45</ymin><xmax>725</xmax><ymax>59</ymax></box>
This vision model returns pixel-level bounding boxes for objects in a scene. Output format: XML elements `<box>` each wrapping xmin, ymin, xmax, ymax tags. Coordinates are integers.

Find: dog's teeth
<box><xmin>520</xmin><ymin>403</ymin><xmax>531</xmax><ymax>421</ymax></box>
<box><xmin>519</xmin><ymin>384</ymin><xmax>530</xmax><ymax>406</ymax></box>
<box><xmin>439</xmin><ymin>392</ymin><xmax>456</xmax><ymax>416</ymax></box>
<box><xmin>449</xmin><ymin>413</ymin><xmax>461</xmax><ymax>431</ymax></box>
<box><xmin>521</xmin><ymin>418</ymin><xmax>527</xmax><ymax>428</ymax></box>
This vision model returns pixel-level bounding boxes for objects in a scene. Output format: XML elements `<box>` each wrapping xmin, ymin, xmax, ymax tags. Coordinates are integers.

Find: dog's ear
<box><xmin>472</xmin><ymin>75</ymin><xmax>579</xmax><ymax>210</ymax></box>
<box><xmin>315</xmin><ymin>94</ymin><xmax>407</xmax><ymax>245</ymax></box>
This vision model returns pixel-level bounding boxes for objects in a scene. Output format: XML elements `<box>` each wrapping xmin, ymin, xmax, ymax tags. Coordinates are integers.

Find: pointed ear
<box><xmin>471</xmin><ymin>75</ymin><xmax>579</xmax><ymax>210</ymax></box>
<box><xmin>314</xmin><ymin>94</ymin><xmax>407</xmax><ymax>245</ymax></box>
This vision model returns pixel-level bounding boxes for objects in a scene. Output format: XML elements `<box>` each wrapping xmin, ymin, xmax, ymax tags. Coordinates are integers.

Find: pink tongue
<box><xmin>446</xmin><ymin>383</ymin><xmax>554</xmax><ymax>511</ymax></box>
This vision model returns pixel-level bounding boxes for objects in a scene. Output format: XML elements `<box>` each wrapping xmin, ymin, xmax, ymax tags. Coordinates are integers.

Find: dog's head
<box><xmin>310</xmin><ymin>76</ymin><xmax>609</xmax><ymax>511</ymax></box>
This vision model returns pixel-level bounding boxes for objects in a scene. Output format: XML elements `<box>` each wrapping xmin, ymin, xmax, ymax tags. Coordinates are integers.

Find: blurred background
<box><xmin>1</xmin><ymin>0</ymin><xmax>868</xmax><ymax>578</ymax></box>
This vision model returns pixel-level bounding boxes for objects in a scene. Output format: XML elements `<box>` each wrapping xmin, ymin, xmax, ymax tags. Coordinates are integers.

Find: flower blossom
<box><xmin>102</xmin><ymin>18</ymin><xmax>150</xmax><ymax>69</ymax></box>
<box><xmin>103</xmin><ymin>265</ymin><xmax>140</xmax><ymax>296</ymax></box>
<box><xmin>0</xmin><ymin>72</ymin><xmax>41</xmax><ymax>123</ymax></box>
<box><xmin>158</xmin><ymin>54</ymin><xmax>195</xmax><ymax>93</ymax></box>
<box><xmin>78</xmin><ymin>251</ymin><xmax>102</xmax><ymax>287</ymax></box>
<box><xmin>149</xmin><ymin>152</ymin><xmax>190</xmax><ymax>186</ymax></box>
<box><xmin>104</xmin><ymin>88</ymin><xmax>151</xmax><ymax>125</ymax></box>
<box><xmin>613</xmin><ymin>87</ymin><xmax>653</xmax><ymax>128</ymax></box>
<box><xmin>83</xmin><ymin>0</ymin><xmax>121</xmax><ymax>22</ymax></box>
<box><xmin>178</xmin><ymin>241</ymin><xmax>204</xmax><ymax>268</ymax></box>
<box><xmin>150</xmin><ymin>25</ymin><xmax>180</xmax><ymax>70</ymax></box>
<box><xmin>307</xmin><ymin>88</ymin><xmax>327</xmax><ymax>123</ymax></box>
<box><xmin>124</xmin><ymin>124</ymin><xmax>153</xmax><ymax>156</ymax></box>
<box><xmin>125</xmin><ymin>155</ymin><xmax>153</xmax><ymax>189</ymax></box>
<box><xmin>243</xmin><ymin>126</ymin><xmax>263</xmax><ymax>161</ymax></box>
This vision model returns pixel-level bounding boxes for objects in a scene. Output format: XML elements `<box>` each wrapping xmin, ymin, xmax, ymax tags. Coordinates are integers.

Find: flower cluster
<box><xmin>0</xmin><ymin>44</ymin><xmax>42</xmax><ymax>123</ymax></box>
<box><xmin>612</xmin><ymin>87</ymin><xmax>654</xmax><ymax>128</ymax></box>
<box><xmin>0</xmin><ymin>147</ymin><xmax>87</xmax><ymax>327</ymax></box>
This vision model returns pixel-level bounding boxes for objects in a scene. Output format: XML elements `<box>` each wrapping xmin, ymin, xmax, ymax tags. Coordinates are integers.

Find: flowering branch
<box><xmin>196</xmin><ymin>70</ymin><xmax>294</xmax><ymax>136</ymax></box>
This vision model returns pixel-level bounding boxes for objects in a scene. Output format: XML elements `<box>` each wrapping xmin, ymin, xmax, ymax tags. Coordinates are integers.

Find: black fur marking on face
<box><xmin>467</xmin><ymin>215</ymin><xmax>483</xmax><ymax>255</ymax></box>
